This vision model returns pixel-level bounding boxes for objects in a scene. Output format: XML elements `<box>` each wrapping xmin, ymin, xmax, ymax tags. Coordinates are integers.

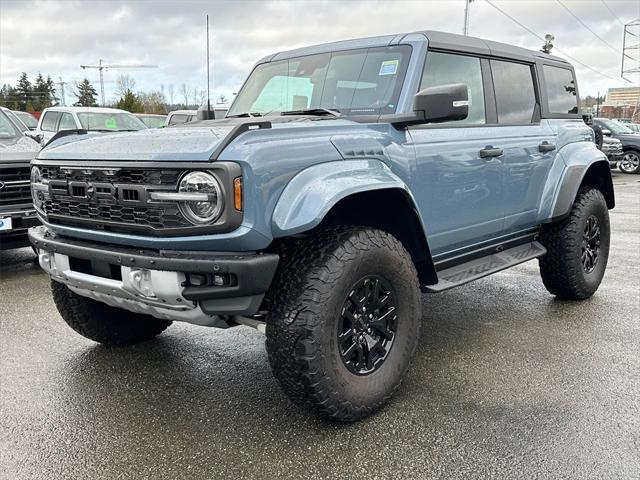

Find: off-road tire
<box><xmin>265</xmin><ymin>226</ymin><xmax>422</xmax><ymax>422</ymax></box>
<box><xmin>52</xmin><ymin>281</ymin><xmax>171</xmax><ymax>345</ymax></box>
<box><xmin>539</xmin><ymin>187</ymin><xmax>610</xmax><ymax>299</ymax></box>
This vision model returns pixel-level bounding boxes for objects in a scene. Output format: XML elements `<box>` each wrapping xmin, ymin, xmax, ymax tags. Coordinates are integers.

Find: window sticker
<box><xmin>104</xmin><ymin>118</ymin><xmax>117</xmax><ymax>129</ymax></box>
<box><xmin>379</xmin><ymin>60</ymin><xmax>399</xmax><ymax>76</ymax></box>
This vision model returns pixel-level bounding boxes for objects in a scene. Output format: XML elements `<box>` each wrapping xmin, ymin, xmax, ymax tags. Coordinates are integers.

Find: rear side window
<box><xmin>420</xmin><ymin>52</ymin><xmax>485</xmax><ymax>124</ymax></box>
<box><xmin>543</xmin><ymin>65</ymin><xmax>578</xmax><ymax>114</ymax></box>
<box><xmin>490</xmin><ymin>60</ymin><xmax>536</xmax><ymax>124</ymax></box>
<box><xmin>40</xmin><ymin>111</ymin><xmax>61</xmax><ymax>131</ymax></box>
<box><xmin>58</xmin><ymin>113</ymin><xmax>76</xmax><ymax>130</ymax></box>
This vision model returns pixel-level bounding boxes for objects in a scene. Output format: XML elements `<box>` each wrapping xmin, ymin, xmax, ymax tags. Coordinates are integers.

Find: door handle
<box><xmin>479</xmin><ymin>146</ymin><xmax>503</xmax><ymax>158</ymax></box>
<box><xmin>538</xmin><ymin>141</ymin><xmax>556</xmax><ymax>153</ymax></box>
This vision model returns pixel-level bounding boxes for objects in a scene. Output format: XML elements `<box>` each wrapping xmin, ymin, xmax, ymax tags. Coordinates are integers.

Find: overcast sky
<box><xmin>1</xmin><ymin>0</ymin><xmax>639</xmax><ymax>106</ymax></box>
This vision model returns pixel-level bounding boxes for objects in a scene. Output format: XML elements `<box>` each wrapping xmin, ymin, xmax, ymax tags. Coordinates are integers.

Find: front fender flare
<box><xmin>271</xmin><ymin>159</ymin><xmax>414</xmax><ymax>237</ymax></box>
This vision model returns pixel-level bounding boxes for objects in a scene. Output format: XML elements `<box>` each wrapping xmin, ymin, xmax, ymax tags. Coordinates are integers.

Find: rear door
<box><xmin>489</xmin><ymin>59</ymin><xmax>557</xmax><ymax>234</ymax></box>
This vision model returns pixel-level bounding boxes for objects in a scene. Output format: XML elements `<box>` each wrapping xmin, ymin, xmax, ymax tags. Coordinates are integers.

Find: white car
<box><xmin>34</xmin><ymin>106</ymin><xmax>147</xmax><ymax>144</ymax></box>
<box><xmin>165</xmin><ymin>107</ymin><xmax>228</xmax><ymax>126</ymax></box>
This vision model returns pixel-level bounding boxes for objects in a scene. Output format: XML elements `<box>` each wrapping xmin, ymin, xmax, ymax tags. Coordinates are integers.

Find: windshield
<box><xmin>14</xmin><ymin>111</ymin><xmax>38</xmax><ymax>128</ymax></box>
<box><xmin>598</xmin><ymin>118</ymin><xmax>634</xmax><ymax>134</ymax></box>
<box><xmin>227</xmin><ymin>45</ymin><xmax>411</xmax><ymax>117</ymax></box>
<box><xmin>138</xmin><ymin>115</ymin><xmax>167</xmax><ymax>128</ymax></box>
<box><xmin>77</xmin><ymin>112</ymin><xmax>147</xmax><ymax>131</ymax></box>
<box><xmin>0</xmin><ymin>110</ymin><xmax>21</xmax><ymax>138</ymax></box>
<box><xmin>3</xmin><ymin>109</ymin><xmax>29</xmax><ymax>132</ymax></box>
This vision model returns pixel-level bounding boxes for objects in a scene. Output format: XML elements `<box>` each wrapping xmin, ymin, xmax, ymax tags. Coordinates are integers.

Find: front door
<box><xmin>405</xmin><ymin>51</ymin><xmax>504</xmax><ymax>257</ymax></box>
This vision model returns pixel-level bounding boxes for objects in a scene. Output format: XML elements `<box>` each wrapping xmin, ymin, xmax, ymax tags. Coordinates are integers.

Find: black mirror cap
<box><xmin>415</xmin><ymin>83</ymin><xmax>469</xmax><ymax>123</ymax></box>
<box><xmin>390</xmin><ymin>83</ymin><xmax>469</xmax><ymax>128</ymax></box>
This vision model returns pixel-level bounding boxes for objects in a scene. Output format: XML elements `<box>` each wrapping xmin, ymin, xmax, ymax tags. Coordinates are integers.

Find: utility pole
<box><xmin>596</xmin><ymin>91</ymin><xmax>601</xmax><ymax>117</ymax></box>
<box><xmin>80</xmin><ymin>59</ymin><xmax>158</xmax><ymax>106</ymax></box>
<box><xmin>621</xmin><ymin>19</ymin><xmax>639</xmax><ymax>82</ymax></box>
<box><xmin>463</xmin><ymin>0</ymin><xmax>474</xmax><ymax>36</ymax></box>
<box><xmin>206</xmin><ymin>14</ymin><xmax>211</xmax><ymax>119</ymax></box>
<box><xmin>56</xmin><ymin>77</ymin><xmax>67</xmax><ymax>106</ymax></box>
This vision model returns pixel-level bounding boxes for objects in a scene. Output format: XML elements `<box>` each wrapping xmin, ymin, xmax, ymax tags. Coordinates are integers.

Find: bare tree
<box><xmin>180</xmin><ymin>83</ymin><xmax>191</xmax><ymax>107</ymax></box>
<box><xmin>192</xmin><ymin>87</ymin><xmax>200</xmax><ymax>107</ymax></box>
<box><xmin>115</xmin><ymin>74</ymin><xmax>136</xmax><ymax>98</ymax></box>
<box><xmin>167</xmin><ymin>84</ymin><xmax>175</xmax><ymax>106</ymax></box>
<box><xmin>138</xmin><ymin>90</ymin><xmax>167</xmax><ymax>114</ymax></box>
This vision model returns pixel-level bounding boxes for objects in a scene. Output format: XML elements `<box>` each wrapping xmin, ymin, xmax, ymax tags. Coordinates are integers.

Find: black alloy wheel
<box><xmin>338</xmin><ymin>276</ymin><xmax>397</xmax><ymax>375</ymax></box>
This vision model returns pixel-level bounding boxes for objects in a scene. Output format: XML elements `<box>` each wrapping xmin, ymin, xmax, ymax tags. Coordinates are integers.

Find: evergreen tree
<box><xmin>115</xmin><ymin>90</ymin><xmax>144</xmax><ymax>113</ymax></box>
<box><xmin>32</xmin><ymin>73</ymin><xmax>48</xmax><ymax>111</ymax></box>
<box><xmin>15</xmin><ymin>72</ymin><xmax>32</xmax><ymax>110</ymax></box>
<box><xmin>45</xmin><ymin>75</ymin><xmax>58</xmax><ymax>106</ymax></box>
<box><xmin>74</xmin><ymin>78</ymin><xmax>99</xmax><ymax>107</ymax></box>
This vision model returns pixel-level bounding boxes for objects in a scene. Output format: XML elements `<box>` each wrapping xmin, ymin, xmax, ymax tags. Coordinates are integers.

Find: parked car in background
<box><xmin>165</xmin><ymin>107</ymin><xmax>228</xmax><ymax>127</ymax></box>
<box><xmin>34</xmin><ymin>107</ymin><xmax>147</xmax><ymax>144</ymax></box>
<box><xmin>594</xmin><ymin>118</ymin><xmax>640</xmax><ymax>174</ymax></box>
<box><xmin>12</xmin><ymin>111</ymin><xmax>38</xmax><ymax>130</ymax></box>
<box><xmin>30</xmin><ymin>31</ymin><xmax>614</xmax><ymax>421</ymax></box>
<box><xmin>625</xmin><ymin>123</ymin><xmax>640</xmax><ymax>133</ymax></box>
<box><xmin>0</xmin><ymin>109</ymin><xmax>41</xmax><ymax>250</ymax></box>
<box><xmin>135</xmin><ymin>113</ymin><xmax>167</xmax><ymax>128</ymax></box>
<box><xmin>165</xmin><ymin>109</ymin><xmax>197</xmax><ymax>126</ymax></box>
<box><xmin>601</xmin><ymin>136</ymin><xmax>624</xmax><ymax>169</ymax></box>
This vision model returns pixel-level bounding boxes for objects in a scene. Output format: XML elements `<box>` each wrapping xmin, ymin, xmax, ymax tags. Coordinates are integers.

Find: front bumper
<box><xmin>0</xmin><ymin>208</ymin><xmax>40</xmax><ymax>250</ymax></box>
<box><xmin>29</xmin><ymin>226</ymin><xmax>280</xmax><ymax>326</ymax></box>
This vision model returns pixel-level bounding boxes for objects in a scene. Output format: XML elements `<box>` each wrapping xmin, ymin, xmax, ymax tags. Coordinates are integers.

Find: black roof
<box><xmin>416</xmin><ymin>30</ymin><xmax>568</xmax><ymax>64</ymax></box>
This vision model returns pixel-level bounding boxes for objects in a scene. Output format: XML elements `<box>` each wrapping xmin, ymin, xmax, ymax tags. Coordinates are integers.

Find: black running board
<box><xmin>425</xmin><ymin>241</ymin><xmax>547</xmax><ymax>293</ymax></box>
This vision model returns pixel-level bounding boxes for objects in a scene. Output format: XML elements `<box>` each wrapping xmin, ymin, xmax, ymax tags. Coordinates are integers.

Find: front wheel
<box><xmin>265</xmin><ymin>227</ymin><xmax>422</xmax><ymax>422</ymax></box>
<box><xmin>538</xmin><ymin>187</ymin><xmax>610</xmax><ymax>300</ymax></box>
<box><xmin>619</xmin><ymin>150</ymin><xmax>640</xmax><ymax>174</ymax></box>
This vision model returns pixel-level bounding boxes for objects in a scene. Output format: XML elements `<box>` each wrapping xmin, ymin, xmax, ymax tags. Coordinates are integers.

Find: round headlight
<box><xmin>178</xmin><ymin>171</ymin><xmax>223</xmax><ymax>224</ymax></box>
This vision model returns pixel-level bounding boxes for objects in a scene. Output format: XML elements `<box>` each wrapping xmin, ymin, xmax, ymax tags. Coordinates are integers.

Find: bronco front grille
<box><xmin>39</xmin><ymin>165</ymin><xmax>192</xmax><ymax>234</ymax></box>
<box><xmin>0</xmin><ymin>165</ymin><xmax>31</xmax><ymax>206</ymax></box>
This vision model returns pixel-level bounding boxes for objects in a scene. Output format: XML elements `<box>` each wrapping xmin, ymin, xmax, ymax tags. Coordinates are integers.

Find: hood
<box><xmin>37</xmin><ymin>125</ymin><xmax>236</xmax><ymax>161</ymax></box>
<box><xmin>34</xmin><ymin>116</ymin><xmax>363</xmax><ymax>162</ymax></box>
<box><xmin>0</xmin><ymin>135</ymin><xmax>41</xmax><ymax>162</ymax></box>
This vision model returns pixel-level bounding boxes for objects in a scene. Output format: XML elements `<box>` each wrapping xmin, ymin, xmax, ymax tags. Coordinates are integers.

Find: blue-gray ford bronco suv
<box><xmin>29</xmin><ymin>31</ymin><xmax>614</xmax><ymax>421</ymax></box>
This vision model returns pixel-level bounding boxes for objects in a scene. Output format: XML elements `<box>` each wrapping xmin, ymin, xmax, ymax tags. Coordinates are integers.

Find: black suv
<box><xmin>594</xmin><ymin>118</ymin><xmax>640</xmax><ymax>174</ymax></box>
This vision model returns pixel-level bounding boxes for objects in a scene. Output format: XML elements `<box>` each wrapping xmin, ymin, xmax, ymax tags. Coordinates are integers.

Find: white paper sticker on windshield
<box><xmin>379</xmin><ymin>60</ymin><xmax>399</xmax><ymax>76</ymax></box>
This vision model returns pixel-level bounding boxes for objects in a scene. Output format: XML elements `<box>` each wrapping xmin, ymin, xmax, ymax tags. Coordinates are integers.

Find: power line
<box><xmin>601</xmin><ymin>0</ymin><xmax>625</xmax><ymax>26</ymax></box>
<box><xmin>483</xmin><ymin>0</ymin><xmax>624</xmax><ymax>83</ymax></box>
<box><xmin>556</xmin><ymin>0</ymin><xmax>622</xmax><ymax>54</ymax></box>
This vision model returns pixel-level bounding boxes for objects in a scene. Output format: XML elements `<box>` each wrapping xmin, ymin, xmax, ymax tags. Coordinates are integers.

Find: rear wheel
<box><xmin>52</xmin><ymin>281</ymin><xmax>172</xmax><ymax>346</ymax></box>
<box><xmin>265</xmin><ymin>226</ymin><xmax>422</xmax><ymax>422</ymax></box>
<box><xmin>539</xmin><ymin>187</ymin><xmax>610</xmax><ymax>299</ymax></box>
<box><xmin>619</xmin><ymin>150</ymin><xmax>640</xmax><ymax>174</ymax></box>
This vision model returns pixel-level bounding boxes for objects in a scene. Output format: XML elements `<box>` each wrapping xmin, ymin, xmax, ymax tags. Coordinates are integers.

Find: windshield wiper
<box><xmin>280</xmin><ymin>108</ymin><xmax>341</xmax><ymax>117</ymax></box>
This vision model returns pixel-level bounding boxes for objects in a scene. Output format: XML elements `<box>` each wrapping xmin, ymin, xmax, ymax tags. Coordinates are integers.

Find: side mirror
<box><xmin>391</xmin><ymin>83</ymin><xmax>469</xmax><ymax>128</ymax></box>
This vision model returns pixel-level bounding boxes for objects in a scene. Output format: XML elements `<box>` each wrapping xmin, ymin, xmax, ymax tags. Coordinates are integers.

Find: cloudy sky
<box><xmin>1</xmin><ymin>0</ymin><xmax>639</xmax><ymax>106</ymax></box>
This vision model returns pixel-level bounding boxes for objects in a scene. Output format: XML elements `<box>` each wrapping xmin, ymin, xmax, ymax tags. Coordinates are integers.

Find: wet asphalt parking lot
<box><xmin>1</xmin><ymin>173</ymin><xmax>638</xmax><ymax>480</ymax></box>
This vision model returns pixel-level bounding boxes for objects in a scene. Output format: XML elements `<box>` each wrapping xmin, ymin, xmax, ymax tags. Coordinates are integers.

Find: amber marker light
<box><xmin>234</xmin><ymin>177</ymin><xmax>243</xmax><ymax>211</ymax></box>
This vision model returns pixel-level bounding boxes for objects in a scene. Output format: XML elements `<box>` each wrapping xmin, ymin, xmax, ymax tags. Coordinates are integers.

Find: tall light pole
<box><xmin>206</xmin><ymin>14</ymin><xmax>212</xmax><ymax>119</ymax></box>
<box><xmin>463</xmin><ymin>0</ymin><xmax>474</xmax><ymax>36</ymax></box>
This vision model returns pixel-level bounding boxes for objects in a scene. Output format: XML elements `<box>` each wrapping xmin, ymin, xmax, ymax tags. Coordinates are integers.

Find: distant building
<box><xmin>601</xmin><ymin>87</ymin><xmax>640</xmax><ymax>120</ymax></box>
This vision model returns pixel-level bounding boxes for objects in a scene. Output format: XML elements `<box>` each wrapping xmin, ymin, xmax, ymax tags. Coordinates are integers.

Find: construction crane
<box><xmin>80</xmin><ymin>59</ymin><xmax>158</xmax><ymax>106</ymax></box>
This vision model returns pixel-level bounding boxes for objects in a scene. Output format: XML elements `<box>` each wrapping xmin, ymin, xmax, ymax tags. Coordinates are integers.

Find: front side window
<box><xmin>58</xmin><ymin>113</ymin><xmax>76</xmax><ymax>130</ymax></box>
<box><xmin>420</xmin><ymin>51</ymin><xmax>486</xmax><ymax>124</ymax></box>
<box><xmin>228</xmin><ymin>45</ymin><xmax>411</xmax><ymax>117</ymax></box>
<box><xmin>40</xmin><ymin>111</ymin><xmax>61</xmax><ymax>132</ymax></box>
<box><xmin>491</xmin><ymin>60</ymin><xmax>537</xmax><ymax>124</ymax></box>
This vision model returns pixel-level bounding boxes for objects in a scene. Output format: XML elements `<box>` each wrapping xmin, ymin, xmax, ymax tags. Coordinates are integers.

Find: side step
<box><xmin>425</xmin><ymin>241</ymin><xmax>547</xmax><ymax>293</ymax></box>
